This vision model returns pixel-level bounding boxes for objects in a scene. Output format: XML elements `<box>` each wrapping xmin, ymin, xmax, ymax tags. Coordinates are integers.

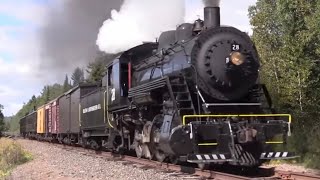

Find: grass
<box><xmin>0</xmin><ymin>138</ymin><xmax>32</xmax><ymax>179</ymax></box>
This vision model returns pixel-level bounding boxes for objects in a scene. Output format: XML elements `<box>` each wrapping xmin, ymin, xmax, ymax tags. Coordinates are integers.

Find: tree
<box><xmin>86</xmin><ymin>59</ymin><xmax>106</xmax><ymax>83</ymax></box>
<box><xmin>4</xmin><ymin>121</ymin><xmax>10</xmax><ymax>131</ymax></box>
<box><xmin>63</xmin><ymin>74</ymin><xmax>72</xmax><ymax>92</ymax></box>
<box><xmin>249</xmin><ymin>0</ymin><xmax>320</xmax><ymax>167</ymax></box>
<box><xmin>86</xmin><ymin>53</ymin><xmax>120</xmax><ymax>83</ymax></box>
<box><xmin>71</xmin><ymin>67</ymin><xmax>84</xmax><ymax>86</ymax></box>
<box><xmin>0</xmin><ymin>104</ymin><xmax>5</xmax><ymax>136</ymax></box>
<box><xmin>249</xmin><ymin>0</ymin><xmax>318</xmax><ymax>111</ymax></box>
<box><xmin>45</xmin><ymin>86</ymin><xmax>50</xmax><ymax>103</ymax></box>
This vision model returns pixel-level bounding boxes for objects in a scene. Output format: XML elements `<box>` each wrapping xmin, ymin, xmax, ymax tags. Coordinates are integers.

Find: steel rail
<box><xmin>275</xmin><ymin>170</ymin><xmax>320</xmax><ymax>180</ymax></box>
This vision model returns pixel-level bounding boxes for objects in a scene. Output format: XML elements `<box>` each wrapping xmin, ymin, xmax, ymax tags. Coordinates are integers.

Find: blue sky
<box><xmin>0</xmin><ymin>0</ymin><xmax>49</xmax><ymax>116</ymax></box>
<box><xmin>0</xmin><ymin>0</ymin><xmax>256</xmax><ymax>116</ymax></box>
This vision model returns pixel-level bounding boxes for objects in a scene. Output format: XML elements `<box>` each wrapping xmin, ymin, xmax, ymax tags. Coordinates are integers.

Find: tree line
<box><xmin>249</xmin><ymin>0</ymin><xmax>320</xmax><ymax>168</ymax></box>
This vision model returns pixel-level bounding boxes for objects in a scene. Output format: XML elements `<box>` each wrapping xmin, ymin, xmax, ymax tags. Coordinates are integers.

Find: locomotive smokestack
<box><xmin>203</xmin><ymin>0</ymin><xmax>220</xmax><ymax>29</ymax></box>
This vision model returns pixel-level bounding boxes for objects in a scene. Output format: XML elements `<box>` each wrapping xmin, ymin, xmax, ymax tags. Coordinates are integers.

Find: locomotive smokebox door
<box><xmin>106</xmin><ymin>58</ymin><xmax>129</xmax><ymax>110</ymax></box>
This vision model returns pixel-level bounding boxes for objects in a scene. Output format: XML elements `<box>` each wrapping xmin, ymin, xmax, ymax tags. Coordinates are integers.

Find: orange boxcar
<box><xmin>37</xmin><ymin>105</ymin><xmax>46</xmax><ymax>134</ymax></box>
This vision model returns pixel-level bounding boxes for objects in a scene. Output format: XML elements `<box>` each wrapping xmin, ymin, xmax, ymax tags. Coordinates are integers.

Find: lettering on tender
<box><xmin>82</xmin><ymin>104</ymin><xmax>101</xmax><ymax>114</ymax></box>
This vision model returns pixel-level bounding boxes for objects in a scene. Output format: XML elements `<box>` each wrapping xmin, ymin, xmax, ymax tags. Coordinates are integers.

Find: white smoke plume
<box><xmin>202</xmin><ymin>0</ymin><xmax>221</xmax><ymax>7</ymax></box>
<box><xmin>96</xmin><ymin>0</ymin><xmax>185</xmax><ymax>54</ymax></box>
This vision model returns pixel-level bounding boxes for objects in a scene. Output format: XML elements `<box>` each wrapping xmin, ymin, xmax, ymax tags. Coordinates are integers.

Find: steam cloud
<box><xmin>202</xmin><ymin>0</ymin><xmax>221</xmax><ymax>7</ymax></box>
<box><xmin>39</xmin><ymin>0</ymin><xmax>123</xmax><ymax>78</ymax></box>
<box><xmin>96</xmin><ymin>0</ymin><xmax>185</xmax><ymax>54</ymax></box>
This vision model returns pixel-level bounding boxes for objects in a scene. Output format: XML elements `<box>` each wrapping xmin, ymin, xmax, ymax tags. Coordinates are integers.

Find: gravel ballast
<box><xmin>6</xmin><ymin>139</ymin><xmax>320</xmax><ymax>180</ymax></box>
<box><xmin>6</xmin><ymin>139</ymin><xmax>183</xmax><ymax>180</ymax></box>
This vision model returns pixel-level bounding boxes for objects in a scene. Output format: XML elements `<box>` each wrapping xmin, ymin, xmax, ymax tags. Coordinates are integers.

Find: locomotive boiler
<box><xmin>20</xmin><ymin>3</ymin><xmax>296</xmax><ymax>169</ymax></box>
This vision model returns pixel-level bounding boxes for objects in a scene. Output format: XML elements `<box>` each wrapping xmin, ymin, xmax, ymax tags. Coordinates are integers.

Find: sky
<box><xmin>0</xmin><ymin>0</ymin><xmax>256</xmax><ymax>116</ymax></box>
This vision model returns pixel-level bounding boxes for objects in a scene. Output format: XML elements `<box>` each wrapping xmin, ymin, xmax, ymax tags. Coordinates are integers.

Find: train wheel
<box><xmin>154</xmin><ymin>149</ymin><xmax>166</xmax><ymax>162</ymax></box>
<box><xmin>81</xmin><ymin>138</ymin><xmax>88</xmax><ymax>148</ymax></box>
<box><xmin>169</xmin><ymin>156</ymin><xmax>179</xmax><ymax>165</ymax></box>
<box><xmin>198</xmin><ymin>163</ymin><xmax>209</xmax><ymax>170</ymax></box>
<box><xmin>89</xmin><ymin>139</ymin><xmax>100</xmax><ymax>150</ymax></box>
<box><xmin>150</xmin><ymin>114</ymin><xmax>166</xmax><ymax>162</ymax></box>
<box><xmin>135</xmin><ymin>144</ymin><xmax>143</xmax><ymax>158</ymax></box>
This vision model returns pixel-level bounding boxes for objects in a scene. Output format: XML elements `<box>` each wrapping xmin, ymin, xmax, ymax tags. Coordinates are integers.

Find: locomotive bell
<box><xmin>193</xmin><ymin>19</ymin><xmax>204</xmax><ymax>32</ymax></box>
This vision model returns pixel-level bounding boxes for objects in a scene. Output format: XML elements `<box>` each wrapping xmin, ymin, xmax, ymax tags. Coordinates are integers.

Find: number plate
<box><xmin>232</xmin><ymin>44</ymin><xmax>240</xmax><ymax>51</ymax></box>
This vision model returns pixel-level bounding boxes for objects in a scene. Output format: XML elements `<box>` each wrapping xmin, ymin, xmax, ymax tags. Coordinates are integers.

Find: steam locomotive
<box><xmin>20</xmin><ymin>4</ymin><xmax>296</xmax><ymax>168</ymax></box>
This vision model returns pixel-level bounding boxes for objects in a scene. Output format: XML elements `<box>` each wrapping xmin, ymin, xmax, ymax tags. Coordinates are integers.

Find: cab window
<box><xmin>108</xmin><ymin>65</ymin><xmax>113</xmax><ymax>86</ymax></box>
<box><xmin>120</xmin><ymin>63</ymin><xmax>128</xmax><ymax>97</ymax></box>
<box><xmin>107</xmin><ymin>59</ymin><xmax>129</xmax><ymax>97</ymax></box>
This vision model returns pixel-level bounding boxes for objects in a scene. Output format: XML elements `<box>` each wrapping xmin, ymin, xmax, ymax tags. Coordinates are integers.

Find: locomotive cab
<box><xmin>105</xmin><ymin>42</ymin><xmax>159</xmax><ymax>110</ymax></box>
<box><xmin>105</xmin><ymin>58</ymin><xmax>130</xmax><ymax>110</ymax></box>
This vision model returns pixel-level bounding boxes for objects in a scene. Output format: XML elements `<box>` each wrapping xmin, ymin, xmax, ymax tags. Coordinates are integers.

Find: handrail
<box><xmin>182</xmin><ymin>114</ymin><xmax>292</xmax><ymax>125</ymax></box>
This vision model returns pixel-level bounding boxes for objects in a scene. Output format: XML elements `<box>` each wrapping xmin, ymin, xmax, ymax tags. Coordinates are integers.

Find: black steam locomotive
<box><xmin>20</xmin><ymin>5</ymin><xmax>296</xmax><ymax>168</ymax></box>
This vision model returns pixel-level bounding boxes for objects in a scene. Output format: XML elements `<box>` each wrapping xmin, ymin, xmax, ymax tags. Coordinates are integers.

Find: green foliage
<box><xmin>0</xmin><ymin>138</ymin><xmax>32</xmax><ymax>178</ymax></box>
<box><xmin>63</xmin><ymin>74</ymin><xmax>72</xmax><ymax>92</ymax></box>
<box><xmin>249</xmin><ymin>0</ymin><xmax>320</xmax><ymax>168</ymax></box>
<box><xmin>86</xmin><ymin>53</ymin><xmax>120</xmax><ymax>83</ymax></box>
<box><xmin>86</xmin><ymin>58</ymin><xmax>106</xmax><ymax>83</ymax></box>
<box><xmin>71</xmin><ymin>67</ymin><xmax>84</xmax><ymax>87</ymax></box>
<box><xmin>0</xmin><ymin>105</ymin><xmax>4</xmax><ymax>135</ymax></box>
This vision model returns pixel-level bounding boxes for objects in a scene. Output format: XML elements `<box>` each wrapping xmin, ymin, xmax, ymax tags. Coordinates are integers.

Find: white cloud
<box><xmin>0</xmin><ymin>85</ymin><xmax>22</xmax><ymax>98</ymax></box>
<box><xmin>0</xmin><ymin>1</ymin><xmax>51</xmax><ymax>116</ymax></box>
<box><xmin>0</xmin><ymin>58</ymin><xmax>31</xmax><ymax>76</ymax></box>
<box><xmin>4</xmin><ymin>103</ymin><xmax>24</xmax><ymax>116</ymax></box>
<box><xmin>0</xmin><ymin>1</ymin><xmax>48</xmax><ymax>26</ymax></box>
<box><xmin>0</xmin><ymin>81</ymin><xmax>32</xmax><ymax>116</ymax></box>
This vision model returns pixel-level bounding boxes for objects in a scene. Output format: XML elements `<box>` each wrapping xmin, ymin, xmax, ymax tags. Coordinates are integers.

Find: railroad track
<box><xmin>9</xmin><ymin>137</ymin><xmax>320</xmax><ymax>180</ymax></box>
<box><xmin>55</xmin><ymin>143</ymin><xmax>251</xmax><ymax>180</ymax></box>
<box><xmin>275</xmin><ymin>170</ymin><xmax>320</xmax><ymax>180</ymax></box>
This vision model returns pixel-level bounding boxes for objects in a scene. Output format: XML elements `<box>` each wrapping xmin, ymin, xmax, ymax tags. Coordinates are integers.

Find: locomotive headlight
<box><xmin>230</xmin><ymin>52</ymin><xmax>245</xmax><ymax>66</ymax></box>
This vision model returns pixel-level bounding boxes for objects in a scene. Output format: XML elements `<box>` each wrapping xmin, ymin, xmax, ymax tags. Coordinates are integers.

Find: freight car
<box><xmin>19</xmin><ymin>116</ymin><xmax>26</xmax><ymax>137</ymax></box>
<box><xmin>20</xmin><ymin>83</ymin><xmax>99</xmax><ymax>143</ymax></box>
<box><xmin>20</xmin><ymin>111</ymin><xmax>37</xmax><ymax>139</ymax></box>
<box><xmin>57</xmin><ymin>83</ymin><xmax>97</xmax><ymax>144</ymax></box>
<box><xmin>20</xmin><ymin>4</ymin><xmax>297</xmax><ymax>169</ymax></box>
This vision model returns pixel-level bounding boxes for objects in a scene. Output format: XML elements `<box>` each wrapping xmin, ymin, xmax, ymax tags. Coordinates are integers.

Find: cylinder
<box><xmin>204</xmin><ymin>7</ymin><xmax>220</xmax><ymax>29</ymax></box>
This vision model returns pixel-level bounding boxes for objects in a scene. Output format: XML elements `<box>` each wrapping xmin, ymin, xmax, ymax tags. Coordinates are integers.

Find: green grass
<box><xmin>0</xmin><ymin>138</ymin><xmax>32</xmax><ymax>179</ymax></box>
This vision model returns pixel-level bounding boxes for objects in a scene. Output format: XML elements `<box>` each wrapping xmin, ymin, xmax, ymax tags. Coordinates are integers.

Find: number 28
<box><xmin>232</xmin><ymin>44</ymin><xmax>240</xmax><ymax>51</ymax></box>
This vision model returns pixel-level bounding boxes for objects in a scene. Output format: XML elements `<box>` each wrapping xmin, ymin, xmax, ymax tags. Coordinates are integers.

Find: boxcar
<box><xmin>51</xmin><ymin>98</ymin><xmax>59</xmax><ymax>135</ymax></box>
<box><xmin>19</xmin><ymin>116</ymin><xmax>27</xmax><ymax>137</ymax></box>
<box><xmin>45</xmin><ymin>104</ymin><xmax>51</xmax><ymax>135</ymax></box>
<box><xmin>19</xmin><ymin>111</ymin><xmax>37</xmax><ymax>139</ymax></box>
<box><xmin>26</xmin><ymin>111</ymin><xmax>37</xmax><ymax>135</ymax></box>
<box><xmin>70</xmin><ymin>87</ymin><xmax>81</xmax><ymax>133</ymax></box>
<box><xmin>59</xmin><ymin>94</ymin><xmax>69</xmax><ymax>136</ymax></box>
<box><xmin>57</xmin><ymin>83</ymin><xmax>98</xmax><ymax>144</ymax></box>
<box><xmin>37</xmin><ymin>106</ymin><xmax>46</xmax><ymax>136</ymax></box>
